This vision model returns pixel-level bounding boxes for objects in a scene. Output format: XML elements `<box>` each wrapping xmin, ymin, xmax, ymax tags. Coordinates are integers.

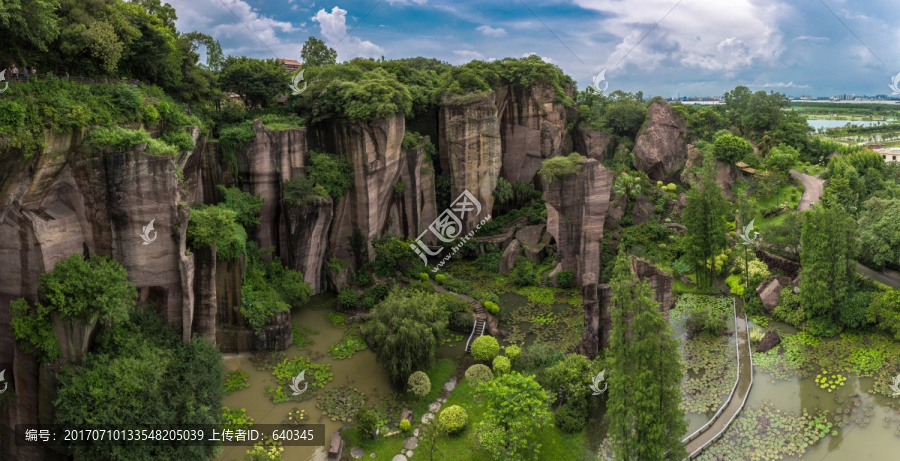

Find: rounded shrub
<box><xmin>483</xmin><ymin>301</ymin><xmax>499</xmax><ymax>316</ymax></box>
<box><xmin>504</xmin><ymin>345</ymin><xmax>521</xmax><ymax>363</ymax></box>
<box><xmin>407</xmin><ymin>371</ymin><xmax>431</xmax><ymax>398</ymax></box>
<box><xmin>555</xmin><ymin>403</ymin><xmax>587</xmax><ymax>433</ymax></box>
<box><xmin>492</xmin><ymin>356</ymin><xmax>511</xmax><ymax>376</ymax></box>
<box><xmin>399</xmin><ymin>419</ymin><xmax>411</xmax><ymax>431</ymax></box>
<box><xmin>419</xmin><ymin>272</ymin><xmax>430</xmax><ymax>282</ymax></box>
<box><xmin>435</xmin><ymin>274</ymin><xmax>446</xmax><ymax>284</ymax></box>
<box><xmin>438</xmin><ymin>405</ymin><xmax>468</xmax><ymax>434</ymax></box>
<box><xmin>338</xmin><ymin>289</ymin><xmax>358</xmax><ymax>310</ymax></box>
<box><xmin>464</xmin><ymin>364</ymin><xmax>494</xmax><ymax>385</ymax></box>
<box><xmin>556</xmin><ymin>270</ymin><xmax>575</xmax><ymax>289</ymax></box>
<box><xmin>471</xmin><ymin>335</ymin><xmax>500</xmax><ymax>362</ymax></box>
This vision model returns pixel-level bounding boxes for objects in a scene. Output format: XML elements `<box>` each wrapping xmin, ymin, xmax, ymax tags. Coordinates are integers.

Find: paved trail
<box><xmin>790</xmin><ymin>169</ymin><xmax>825</xmax><ymax>212</ymax></box>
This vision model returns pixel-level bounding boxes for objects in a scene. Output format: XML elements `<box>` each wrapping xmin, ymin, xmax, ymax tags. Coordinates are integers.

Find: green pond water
<box><xmin>219</xmin><ymin>292</ymin><xmax>900</xmax><ymax>460</ymax></box>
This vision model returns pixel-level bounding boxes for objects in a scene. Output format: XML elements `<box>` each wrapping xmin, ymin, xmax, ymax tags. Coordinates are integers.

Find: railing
<box><xmin>680</xmin><ymin>297</ymin><xmax>740</xmax><ymax>446</ymax></box>
<box><xmin>2</xmin><ymin>74</ymin><xmax>142</xmax><ymax>86</ymax></box>
<box><xmin>684</xmin><ymin>298</ymin><xmax>755</xmax><ymax>459</ymax></box>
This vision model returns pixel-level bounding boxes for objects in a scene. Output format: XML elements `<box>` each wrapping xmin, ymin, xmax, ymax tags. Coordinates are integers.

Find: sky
<box><xmin>167</xmin><ymin>0</ymin><xmax>900</xmax><ymax>98</ymax></box>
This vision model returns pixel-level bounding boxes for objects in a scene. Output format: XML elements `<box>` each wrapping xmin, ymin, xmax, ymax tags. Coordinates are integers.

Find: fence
<box><xmin>2</xmin><ymin>73</ymin><xmax>140</xmax><ymax>86</ymax></box>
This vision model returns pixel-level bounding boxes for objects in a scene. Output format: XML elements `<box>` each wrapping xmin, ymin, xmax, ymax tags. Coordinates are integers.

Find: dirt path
<box><xmin>790</xmin><ymin>169</ymin><xmax>825</xmax><ymax>212</ymax></box>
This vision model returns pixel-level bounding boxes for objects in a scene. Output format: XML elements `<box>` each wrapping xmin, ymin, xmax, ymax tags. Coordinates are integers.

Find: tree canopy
<box><xmin>300</xmin><ymin>36</ymin><xmax>336</xmax><ymax>67</ymax></box>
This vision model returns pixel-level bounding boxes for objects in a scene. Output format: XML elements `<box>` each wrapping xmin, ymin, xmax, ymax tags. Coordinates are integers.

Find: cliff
<box><xmin>633</xmin><ymin>100</ymin><xmax>688</xmax><ymax>181</ymax></box>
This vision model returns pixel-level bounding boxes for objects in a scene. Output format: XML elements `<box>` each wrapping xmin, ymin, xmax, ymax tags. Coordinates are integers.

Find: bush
<box><xmin>83</xmin><ymin>126</ymin><xmax>151</xmax><ymax>154</ymax></box>
<box><xmin>399</xmin><ymin>419</ymin><xmax>410</xmax><ymax>432</ymax></box>
<box><xmin>713</xmin><ymin>133</ymin><xmax>753</xmax><ymax>163</ymax></box>
<box><xmin>556</xmin><ymin>270</ymin><xmax>575</xmax><ymax>288</ymax></box>
<box><xmin>338</xmin><ymin>289</ymin><xmax>358</xmax><ymax>310</ymax></box>
<box><xmin>511</xmin><ymin>258</ymin><xmax>537</xmax><ymax>287</ymax></box>
<box><xmin>521</xmin><ymin>341</ymin><xmax>565</xmax><ymax>371</ymax></box>
<box><xmin>356</xmin><ymin>408</ymin><xmax>379</xmax><ymax>439</ymax></box>
<box><xmin>407</xmin><ymin>371</ymin><xmax>431</xmax><ymax>397</ymax></box>
<box><xmin>308</xmin><ymin>151</ymin><xmax>352</xmax><ymax>202</ymax></box>
<box><xmin>465</xmin><ymin>364</ymin><xmax>494</xmax><ymax>385</ymax></box>
<box><xmin>356</xmin><ymin>270</ymin><xmax>373</xmax><ymax>288</ymax></box>
<box><xmin>283</xmin><ymin>176</ymin><xmax>327</xmax><ymax>207</ymax></box>
<box><xmin>555</xmin><ymin>403</ymin><xmax>587</xmax><ymax>433</ymax></box>
<box><xmin>684</xmin><ymin>299</ymin><xmax>727</xmax><ymax>336</ymax></box>
<box><xmin>439</xmin><ymin>405</ymin><xmax>468</xmax><ymax>434</ymax></box>
<box><xmin>504</xmin><ymin>345</ymin><xmax>521</xmax><ymax>363</ymax></box>
<box><xmin>492</xmin><ymin>356</ymin><xmax>511</xmax><ymax>376</ymax></box>
<box><xmin>773</xmin><ymin>287</ymin><xmax>804</xmax><ymax>328</ymax></box>
<box><xmin>471</xmin><ymin>335</ymin><xmax>500</xmax><ymax>362</ymax></box>
<box><xmin>449</xmin><ymin>311</ymin><xmax>473</xmax><ymax>332</ymax></box>
<box><xmin>481</xmin><ymin>292</ymin><xmax>500</xmax><ymax>305</ymax></box>
<box><xmin>419</xmin><ymin>272</ymin><xmax>430</xmax><ymax>282</ymax></box>
<box><xmin>483</xmin><ymin>301</ymin><xmax>499</xmax><ymax>316</ymax></box>
<box><xmin>435</xmin><ymin>274</ymin><xmax>446</xmax><ymax>284</ymax></box>
<box><xmin>474</xmin><ymin>251</ymin><xmax>502</xmax><ymax>272</ymax></box>
<box><xmin>539</xmin><ymin>152</ymin><xmax>586</xmax><ymax>182</ymax></box>
<box><xmin>840</xmin><ymin>291</ymin><xmax>870</xmax><ymax>329</ymax></box>
<box><xmin>408</xmin><ymin>280</ymin><xmax>435</xmax><ymax>293</ymax></box>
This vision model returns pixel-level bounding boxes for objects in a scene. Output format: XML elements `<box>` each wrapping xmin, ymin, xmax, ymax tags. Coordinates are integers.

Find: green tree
<box><xmin>300</xmin><ymin>36</ymin><xmax>337</xmax><ymax>66</ymax></box>
<box><xmin>614</xmin><ymin>171</ymin><xmax>643</xmax><ymax>212</ymax></box>
<box><xmin>0</xmin><ymin>0</ymin><xmax>60</xmax><ymax>58</ymax></box>
<box><xmin>800</xmin><ymin>204</ymin><xmax>856</xmax><ymax>324</ymax></box>
<box><xmin>187</xmin><ymin>205</ymin><xmax>241</xmax><ymax>252</ymax></box>
<box><xmin>767</xmin><ymin>145</ymin><xmax>799</xmax><ymax>175</ymax></box>
<box><xmin>217</xmin><ymin>185</ymin><xmax>265</xmax><ymax>227</ymax></box>
<box><xmin>541</xmin><ymin>353</ymin><xmax>601</xmax><ymax>413</ymax></box>
<box><xmin>606</xmin><ymin>250</ymin><xmax>687</xmax><ymax>460</ymax></box>
<box><xmin>682</xmin><ymin>156</ymin><xmax>728</xmax><ymax>288</ymax></box>
<box><xmin>858</xmin><ymin>197</ymin><xmax>900</xmax><ymax>269</ymax></box>
<box><xmin>219</xmin><ymin>56</ymin><xmax>289</xmax><ymax>108</ymax></box>
<box><xmin>356</xmin><ymin>408</ymin><xmax>379</xmax><ymax>439</ymax></box>
<box><xmin>712</xmin><ymin>133</ymin><xmax>753</xmax><ymax>163</ymax></box>
<box><xmin>361</xmin><ymin>288</ymin><xmax>447</xmax><ymax>386</ymax></box>
<box><xmin>492</xmin><ymin>177</ymin><xmax>513</xmax><ymax>209</ymax></box>
<box><xmin>603</xmin><ymin>95</ymin><xmax>647</xmax><ymax>139</ymax></box>
<box><xmin>475</xmin><ymin>372</ymin><xmax>551</xmax><ymax>461</ymax></box>
<box><xmin>308</xmin><ymin>151</ymin><xmax>352</xmax><ymax>202</ymax></box>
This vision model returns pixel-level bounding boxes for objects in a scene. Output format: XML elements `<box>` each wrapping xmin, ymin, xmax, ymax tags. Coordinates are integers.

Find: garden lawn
<box><xmin>340</xmin><ymin>358</ymin><xmax>458</xmax><ymax>459</ymax></box>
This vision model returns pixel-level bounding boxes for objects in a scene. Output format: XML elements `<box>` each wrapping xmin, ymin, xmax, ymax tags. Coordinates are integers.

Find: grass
<box><xmin>673</xmin><ymin>273</ymin><xmax>719</xmax><ymax>295</ymax></box>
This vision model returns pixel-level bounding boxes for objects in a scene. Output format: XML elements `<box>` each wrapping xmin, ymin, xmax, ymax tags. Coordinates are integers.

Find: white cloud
<box><xmin>574</xmin><ymin>0</ymin><xmax>786</xmax><ymax>73</ymax></box>
<box><xmin>387</xmin><ymin>0</ymin><xmax>428</xmax><ymax>4</ymax></box>
<box><xmin>752</xmin><ymin>81</ymin><xmax>810</xmax><ymax>88</ymax></box>
<box><xmin>453</xmin><ymin>50</ymin><xmax>485</xmax><ymax>61</ymax></box>
<box><xmin>794</xmin><ymin>35</ymin><xmax>829</xmax><ymax>42</ymax></box>
<box><xmin>522</xmin><ymin>52</ymin><xmax>553</xmax><ymax>63</ymax></box>
<box><xmin>476</xmin><ymin>25</ymin><xmax>507</xmax><ymax>37</ymax></box>
<box><xmin>312</xmin><ymin>7</ymin><xmax>384</xmax><ymax>60</ymax></box>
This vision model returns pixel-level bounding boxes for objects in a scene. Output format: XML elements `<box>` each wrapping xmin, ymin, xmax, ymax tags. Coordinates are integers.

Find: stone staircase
<box><xmin>465</xmin><ymin>302</ymin><xmax>487</xmax><ymax>353</ymax></box>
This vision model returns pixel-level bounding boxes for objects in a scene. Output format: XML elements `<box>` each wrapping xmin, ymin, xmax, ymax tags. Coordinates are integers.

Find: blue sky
<box><xmin>168</xmin><ymin>0</ymin><xmax>900</xmax><ymax>97</ymax></box>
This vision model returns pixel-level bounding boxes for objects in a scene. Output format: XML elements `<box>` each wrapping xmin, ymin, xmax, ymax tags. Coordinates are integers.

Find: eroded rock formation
<box><xmin>633</xmin><ymin>100</ymin><xmax>688</xmax><ymax>181</ymax></box>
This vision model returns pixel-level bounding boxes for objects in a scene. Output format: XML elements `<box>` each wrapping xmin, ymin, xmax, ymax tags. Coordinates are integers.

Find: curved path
<box><xmin>790</xmin><ymin>169</ymin><xmax>825</xmax><ymax>212</ymax></box>
<box><xmin>682</xmin><ymin>299</ymin><xmax>754</xmax><ymax>459</ymax></box>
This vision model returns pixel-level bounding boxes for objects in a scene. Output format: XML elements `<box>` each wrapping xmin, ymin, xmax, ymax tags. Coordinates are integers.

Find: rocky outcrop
<box><xmin>630</xmin><ymin>255</ymin><xmax>674</xmax><ymax>311</ymax></box>
<box><xmin>577</xmin><ymin>272</ymin><xmax>601</xmax><ymax>359</ymax></box>
<box><xmin>499</xmin><ymin>239</ymin><xmax>523</xmax><ymax>274</ymax></box>
<box><xmin>633</xmin><ymin>100</ymin><xmax>688</xmax><ymax>181</ymax></box>
<box><xmin>439</xmin><ymin>95</ymin><xmax>501</xmax><ymax>234</ymax></box>
<box><xmin>516</xmin><ymin>224</ymin><xmax>551</xmax><ymax>264</ymax></box>
<box><xmin>497</xmin><ymin>82</ymin><xmax>572</xmax><ymax>184</ymax></box>
<box><xmin>574</xmin><ymin>127</ymin><xmax>614</xmax><ymax>161</ymax></box>
<box><xmin>682</xmin><ymin>143</ymin><xmax>737</xmax><ymax>195</ymax></box>
<box><xmin>544</xmin><ymin>158</ymin><xmax>614</xmax><ymax>281</ymax></box>
<box><xmin>755</xmin><ymin>250</ymin><xmax>800</xmax><ymax>279</ymax></box>
<box><xmin>756</xmin><ymin>330</ymin><xmax>782</xmax><ymax>353</ymax></box>
<box><xmin>311</xmin><ymin>115</ymin><xmax>406</xmax><ymax>264</ymax></box>
<box><xmin>387</xmin><ymin>143</ymin><xmax>438</xmax><ymax>242</ymax></box>
<box><xmin>756</xmin><ymin>275</ymin><xmax>792</xmax><ymax>313</ymax></box>
<box><xmin>284</xmin><ymin>198</ymin><xmax>333</xmax><ymax>294</ymax></box>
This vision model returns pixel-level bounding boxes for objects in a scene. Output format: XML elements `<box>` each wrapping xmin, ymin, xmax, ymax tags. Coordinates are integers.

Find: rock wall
<box><xmin>633</xmin><ymin>100</ymin><xmax>688</xmax><ymax>181</ymax></box>
<box><xmin>544</xmin><ymin>158</ymin><xmax>614</xmax><ymax>282</ymax></box>
<box><xmin>574</xmin><ymin>127</ymin><xmax>614</xmax><ymax>162</ymax></box>
<box><xmin>310</xmin><ymin>115</ymin><xmax>406</xmax><ymax>264</ymax></box>
<box><xmin>283</xmin><ymin>198</ymin><xmax>333</xmax><ymax>294</ymax></box>
<box><xmin>439</xmin><ymin>96</ymin><xmax>502</xmax><ymax>234</ymax></box>
<box><xmin>596</xmin><ymin>255</ymin><xmax>673</xmax><ymax>349</ymax></box>
<box><xmin>496</xmin><ymin>82</ymin><xmax>572</xmax><ymax>184</ymax></box>
<box><xmin>387</xmin><ymin>143</ymin><xmax>438</xmax><ymax>241</ymax></box>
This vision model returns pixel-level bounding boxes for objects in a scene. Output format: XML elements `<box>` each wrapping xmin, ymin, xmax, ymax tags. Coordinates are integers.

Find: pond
<box><xmin>217</xmin><ymin>294</ymin><xmax>465</xmax><ymax>460</ymax></box>
<box><xmin>806</xmin><ymin>119</ymin><xmax>896</xmax><ymax>130</ymax></box>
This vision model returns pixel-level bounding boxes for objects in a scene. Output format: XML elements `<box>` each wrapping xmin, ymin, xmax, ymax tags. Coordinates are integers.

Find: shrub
<box><xmin>492</xmin><ymin>356</ymin><xmax>511</xmax><ymax>376</ymax></box>
<box><xmin>481</xmin><ymin>292</ymin><xmax>500</xmax><ymax>305</ymax></box>
<box><xmin>449</xmin><ymin>311</ymin><xmax>473</xmax><ymax>332</ymax></box>
<box><xmin>504</xmin><ymin>345</ymin><xmax>521</xmax><ymax>363</ymax></box>
<box><xmin>407</xmin><ymin>371</ymin><xmax>431</xmax><ymax>397</ymax></box>
<box><xmin>555</xmin><ymin>403</ymin><xmax>587</xmax><ymax>433</ymax></box>
<box><xmin>338</xmin><ymin>289</ymin><xmax>358</xmax><ymax>310</ymax></box>
<box><xmin>483</xmin><ymin>301</ymin><xmax>499</xmax><ymax>316</ymax></box>
<box><xmin>419</xmin><ymin>272</ymin><xmax>430</xmax><ymax>282</ymax></box>
<box><xmin>684</xmin><ymin>297</ymin><xmax>728</xmax><ymax>336</ymax></box>
<box><xmin>807</xmin><ymin>317</ymin><xmax>842</xmax><ymax>337</ymax></box>
<box><xmin>142</xmin><ymin>104</ymin><xmax>160</xmax><ymax>125</ymax></box>
<box><xmin>308</xmin><ymin>151</ymin><xmax>352</xmax><ymax>202</ymax></box>
<box><xmin>839</xmin><ymin>291</ymin><xmax>870</xmax><ymax>329</ymax></box>
<box><xmin>435</xmin><ymin>274</ymin><xmax>446</xmax><ymax>284</ymax></box>
<box><xmin>399</xmin><ymin>419</ymin><xmax>411</xmax><ymax>431</ymax></box>
<box><xmin>471</xmin><ymin>335</ymin><xmax>500</xmax><ymax>362</ymax></box>
<box><xmin>556</xmin><ymin>270</ymin><xmax>575</xmax><ymax>288</ymax></box>
<box><xmin>283</xmin><ymin>176</ymin><xmax>327</xmax><ymax>207</ymax></box>
<box><xmin>83</xmin><ymin>126</ymin><xmax>151</xmax><ymax>154</ymax></box>
<box><xmin>408</xmin><ymin>280</ymin><xmax>435</xmax><ymax>293</ymax></box>
<box><xmin>539</xmin><ymin>152</ymin><xmax>585</xmax><ymax>182</ymax></box>
<box><xmin>464</xmin><ymin>364</ymin><xmax>494</xmax><ymax>385</ymax></box>
<box><xmin>356</xmin><ymin>408</ymin><xmax>379</xmax><ymax>439</ymax></box>
<box><xmin>356</xmin><ymin>270</ymin><xmax>373</xmax><ymax>288</ymax></box>
<box><xmin>439</xmin><ymin>405</ymin><xmax>468</xmax><ymax>434</ymax></box>
<box><xmin>511</xmin><ymin>258</ymin><xmax>537</xmax><ymax>286</ymax></box>
<box><xmin>773</xmin><ymin>287</ymin><xmax>804</xmax><ymax>328</ymax></box>
<box><xmin>521</xmin><ymin>341</ymin><xmax>565</xmax><ymax>371</ymax></box>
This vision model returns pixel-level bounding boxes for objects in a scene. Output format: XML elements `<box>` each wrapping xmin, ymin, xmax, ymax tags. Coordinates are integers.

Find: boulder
<box><xmin>499</xmin><ymin>239</ymin><xmax>523</xmax><ymax>274</ymax></box>
<box><xmin>401</xmin><ymin>409</ymin><xmax>413</xmax><ymax>424</ymax></box>
<box><xmin>574</xmin><ymin>127</ymin><xmax>614</xmax><ymax>161</ymax></box>
<box><xmin>630</xmin><ymin>194</ymin><xmax>655</xmax><ymax>225</ymax></box>
<box><xmin>516</xmin><ymin>224</ymin><xmax>548</xmax><ymax>264</ymax></box>
<box><xmin>633</xmin><ymin>100</ymin><xmax>688</xmax><ymax>181</ymax></box>
<box><xmin>756</xmin><ymin>330</ymin><xmax>782</xmax><ymax>353</ymax></box>
<box><xmin>756</xmin><ymin>275</ymin><xmax>792</xmax><ymax>313</ymax></box>
<box><xmin>328</xmin><ymin>432</ymin><xmax>344</xmax><ymax>460</ymax></box>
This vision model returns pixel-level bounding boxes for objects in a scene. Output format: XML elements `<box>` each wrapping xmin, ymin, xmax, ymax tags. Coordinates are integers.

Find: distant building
<box><xmin>278</xmin><ymin>59</ymin><xmax>301</xmax><ymax>72</ymax></box>
<box><xmin>866</xmin><ymin>145</ymin><xmax>900</xmax><ymax>163</ymax></box>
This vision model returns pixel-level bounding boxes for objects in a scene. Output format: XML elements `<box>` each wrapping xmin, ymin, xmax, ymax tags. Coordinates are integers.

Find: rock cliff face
<box><xmin>310</xmin><ymin>115</ymin><xmax>406</xmax><ymax>263</ymax></box>
<box><xmin>284</xmin><ymin>198</ymin><xmax>333</xmax><ymax>294</ymax></box>
<box><xmin>682</xmin><ymin>143</ymin><xmax>737</xmax><ymax>196</ymax></box>
<box><xmin>439</xmin><ymin>96</ymin><xmax>502</xmax><ymax>233</ymax></box>
<box><xmin>574</xmin><ymin>127</ymin><xmax>614</xmax><ymax>161</ymax></box>
<box><xmin>544</xmin><ymin>158</ymin><xmax>614</xmax><ymax>282</ymax></box>
<box><xmin>386</xmin><ymin>144</ymin><xmax>438</xmax><ymax>241</ymax></box>
<box><xmin>496</xmin><ymin>83</ymin><xmax>572</xmax><ymax>184</ymax></box>
<box><xmin>595</xmin><ymin>255</ymin><xmax>673</xmax><ymax>349</ymax></box>
<box><xmin>633</xmin><ymin>100</ymin><xmax>688</xmax><ymax>181</ymax></box>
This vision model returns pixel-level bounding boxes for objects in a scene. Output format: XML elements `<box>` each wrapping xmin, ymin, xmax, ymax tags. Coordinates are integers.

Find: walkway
<box><xmin>790</xmin><ymin>169</ymin><xmax>825</xmax><ymax>212</ymax></box>
<box><xmin>430</xmin><ymin>282</ymin><xmax>486</xmax><ymax>353</ymax></box>
<box><xmin>855</xmin><ymin>263</ymin><xmax>900</xmax><ymax>289</ymax></box>
<box><xmin>682</xmin><ymin>298</ymin><xmax>754</xmax><ymax>459</ymax></box>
